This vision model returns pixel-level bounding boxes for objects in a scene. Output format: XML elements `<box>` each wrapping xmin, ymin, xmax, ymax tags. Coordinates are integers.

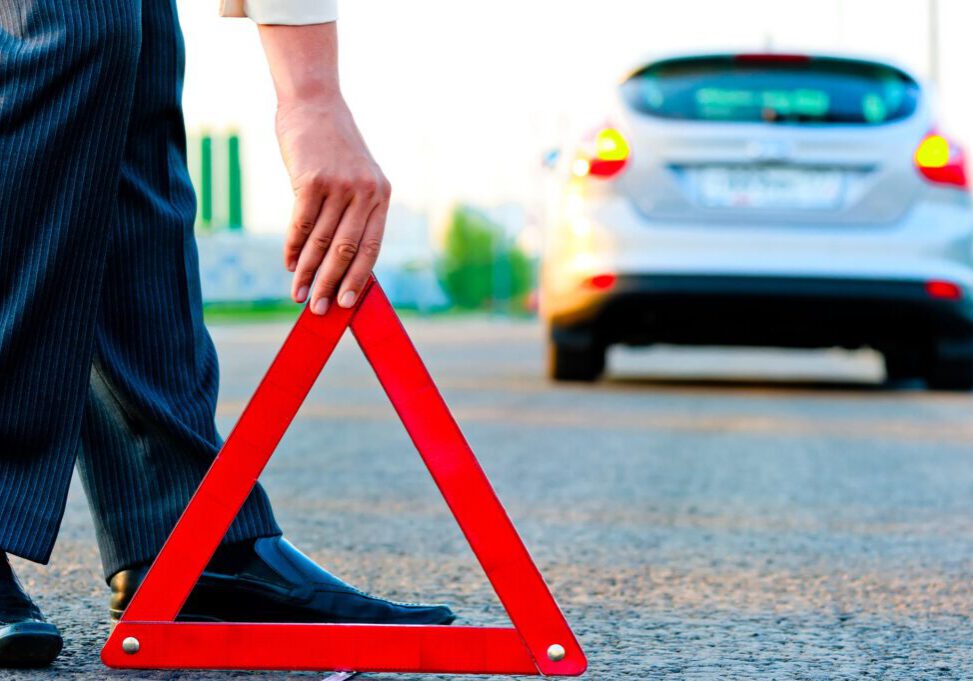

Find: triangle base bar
<box><xmin>103</xmin><ymin>624</ymin><xmax>537</xmax><ymax>674</ymax></box>
<box><xmin>102</xmin><ymin>278</ymin><xmax>586</xmax><ymax>676</ymax></box>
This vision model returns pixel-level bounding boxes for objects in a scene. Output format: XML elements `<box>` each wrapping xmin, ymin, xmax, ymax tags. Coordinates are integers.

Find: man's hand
<box><xmin>276</xmin><ymin>97</ymin><xmax>390</xmax><ymax>313</ymax></box>
<box><xmin>259</xmin><ymin>23</ymin><xmax>390</xmax><ymax>315</ymax></box>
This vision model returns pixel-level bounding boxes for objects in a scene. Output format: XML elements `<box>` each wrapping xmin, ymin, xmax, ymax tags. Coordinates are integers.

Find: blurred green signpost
<box><xmin>227</xmin><ymin>133</ymin><xmax>243</xmax><ymax>229</ymax></box>
<box><xmin>198</xmin><ymin>134</ymin><xmax>212</xmax><ymax>226</ymax></box>
<box><xmin>191</xmin><ymin>130</ymin><xmax>243</xmax><ymax>232</ymax></box>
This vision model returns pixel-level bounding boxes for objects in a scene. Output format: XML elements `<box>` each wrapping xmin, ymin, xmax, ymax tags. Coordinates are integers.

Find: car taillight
<box><xmin>914</xmin><ymin>133</ymin><xmax>968</xmax><ymax>189</ymax></box>
<box><xmin>585</xmin><ymin>273</ymin><xmax>617</xmax><ymax>290</ymax></box>
<box><xmin>925</xmin><ymin>280</ymin><xmax>963</xmax><ymax>300</ymax></box>
<box><xmin>572</xmin><ymin>127</ymin><xmax>630</xmax><ymax>179</ymax></box>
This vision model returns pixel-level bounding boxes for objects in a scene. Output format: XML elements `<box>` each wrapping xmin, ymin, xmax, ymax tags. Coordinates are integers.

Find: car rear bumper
<box><xmin>550</xmin><ymin>274</ymin><xmax>973</xmax><ymax>350</ymax></box>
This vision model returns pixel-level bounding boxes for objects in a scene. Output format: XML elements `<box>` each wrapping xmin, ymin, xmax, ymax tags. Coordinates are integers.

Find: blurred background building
<box><xmin>177</xmin><ymin>0</ymin><xmax>973</xmax><ymax>308</ymax></box>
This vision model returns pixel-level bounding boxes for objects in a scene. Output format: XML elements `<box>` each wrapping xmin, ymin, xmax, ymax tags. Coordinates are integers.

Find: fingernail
<box><xmin>286</xmin><ymin>260</ymin><xmax>297</xmax><ymax>272</ymax></box>
<box><xmin>296</xmin><ymin>285</ymin><xmax>309</xmax><ymax>303</ymax></box>
<box><xmin>339</xmin><ymin>291</ymin><xmax>357</xmax><ymax>308</ymax></box>
<box><xmin>312</xmin><ymin>298</ymin><xmax>329</xmax><ymax>315</ymax></box>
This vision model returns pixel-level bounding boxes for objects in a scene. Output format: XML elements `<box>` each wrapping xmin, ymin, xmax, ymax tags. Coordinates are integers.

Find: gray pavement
<box><xmin>5</xmin><ymin>316</ymin><xmax>973</xmax><ymax>680</ymax></box>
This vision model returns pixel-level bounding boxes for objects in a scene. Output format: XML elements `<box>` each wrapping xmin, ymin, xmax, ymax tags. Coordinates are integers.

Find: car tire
<box><xmin>925</xmin><ymin>338</ymin><xmax>973</xmax><ymax>391</ymax></box>
<box><xmin>926</xmin><ymin>358</ymin><xmax>973</xmax><ymax>391</ymax></box>
<box><xmin>882</xmin><ymin>348</ymin><xmax>926</xmax><ymax>384</ymax></box>
<box><xmin>547</xmin><ymin>340</ymin><xmax>606</xmax><ymax>382</ymax></box>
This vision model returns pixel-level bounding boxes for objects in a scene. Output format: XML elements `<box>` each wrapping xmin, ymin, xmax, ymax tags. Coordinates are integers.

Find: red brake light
<box><xmin>926</xmin><ymin>280</ymin><xmax>963</xmax><ymax>300</ymax></box>
<box><xmin>572</xmin><ymin>128</ymin><xmax>630</xmax><ymax>180</ymax></box>
<box><xmin>587</xmin><ymin>158</ymin><xmax>627</xmax><ymax>178</ymax></box>
<box><xmin>914</xmin><ymin>133</ymin><xmax>968</xmax><ymax>189</ymax></box>
<box><xmin>585</xmin><ymin>273</ymin><xmax>617</xmax><ymax>290</ymax></box>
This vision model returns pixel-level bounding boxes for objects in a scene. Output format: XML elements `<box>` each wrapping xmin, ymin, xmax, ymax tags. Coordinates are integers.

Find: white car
<box><xmin>541</xmin><ymin>53</ymin><xmax>973</xmax><ymax>389</ymax></box>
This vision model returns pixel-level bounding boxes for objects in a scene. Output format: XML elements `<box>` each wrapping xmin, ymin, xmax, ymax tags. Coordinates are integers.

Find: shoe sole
<box><xmin>110</xmin><ymin>609</ymin><xmax>221</xmax><ymax>623</ymax></box>
<box><xmin>0</xmin><ymin>623</ymin><xmax>63</xmax><ymax>668</ymax></box>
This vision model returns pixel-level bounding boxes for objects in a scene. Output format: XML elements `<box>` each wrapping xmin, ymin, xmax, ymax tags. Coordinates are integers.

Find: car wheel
<box><xmin>882</xmin><ymin>348</ymin><xmax>926</xmax><ymax>384</ymax></box>
<box><xmin>547</xmin><ymin>340</ymin><xmax>606</xmax><ymax>382</ymax></box>
<box><xmin>925</xmin><ymin>338</ymin><xmax>973</xmax><ymax>391</ymax></box>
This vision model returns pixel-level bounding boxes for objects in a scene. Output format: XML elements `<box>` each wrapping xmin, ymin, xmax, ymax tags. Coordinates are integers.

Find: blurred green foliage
<box><xmin>438</xmin><ymin>204</ymin><xmax>532</xmax><ymax>311</ymax></box>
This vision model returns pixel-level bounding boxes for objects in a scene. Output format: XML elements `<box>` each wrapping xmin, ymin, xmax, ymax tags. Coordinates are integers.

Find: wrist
<box><xmin>259</xmin><ymin>23</ymin><xmax>342</xmax><ymax>109</ymax></box>
<box><xmin>275</xmin><ymin>91</ymin><xmax>349</xmax><ymax>126</ymax></box>
<box><xmin>275</xmin><ymin>78</ymin><xmax>342</xmax><ymax>110</ymax></box>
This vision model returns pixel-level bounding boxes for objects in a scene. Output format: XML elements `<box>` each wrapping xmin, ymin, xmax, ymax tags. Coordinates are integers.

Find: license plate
<box><xmin>691</xmin><ymin>166</ymin><xmax>847</xmax><ymax>210</ymax></box>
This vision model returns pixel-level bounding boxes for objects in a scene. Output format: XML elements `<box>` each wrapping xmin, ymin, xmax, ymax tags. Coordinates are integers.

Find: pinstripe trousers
<box><xmin>0</xmin><ymin>0</ymin><xmax>281</xmax><ymax>578</ymax></box>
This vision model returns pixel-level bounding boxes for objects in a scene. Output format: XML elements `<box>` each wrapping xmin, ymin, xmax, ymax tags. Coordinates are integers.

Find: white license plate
<box><xmin>692</xmin><ymin>166</ymin><xmax>847</xmax><ymax>209</ymax></box>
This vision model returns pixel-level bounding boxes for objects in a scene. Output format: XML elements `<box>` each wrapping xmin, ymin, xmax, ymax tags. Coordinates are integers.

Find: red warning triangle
<box><xmin>101</xmin><ymin>277</ymin><xmax>587</xmax><ymax>676</ymax></box>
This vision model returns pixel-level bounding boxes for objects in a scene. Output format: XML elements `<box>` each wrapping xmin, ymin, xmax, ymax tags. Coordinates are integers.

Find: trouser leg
<box><xmin>0</xmin><ymin>0</ymin><xmax>141</xmax><ymax>564</ymax></box>
<box><xmin>75</xmin><ymin>0</ymin><xmax>280</xmax><ymax>579</ymax></box>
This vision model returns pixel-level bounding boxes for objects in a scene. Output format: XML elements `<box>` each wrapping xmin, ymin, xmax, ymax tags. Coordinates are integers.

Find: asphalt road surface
<box><xmin>5</xmin><ymin>316</ymin><xmax>973</xmax><ymax>680</ymax></box>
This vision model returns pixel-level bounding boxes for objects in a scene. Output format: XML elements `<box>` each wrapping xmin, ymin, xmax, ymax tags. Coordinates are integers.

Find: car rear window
<box><xmin>621</xmin><ymin>56</ymin><xmax>920</xmax><ymax>125</ymax></box>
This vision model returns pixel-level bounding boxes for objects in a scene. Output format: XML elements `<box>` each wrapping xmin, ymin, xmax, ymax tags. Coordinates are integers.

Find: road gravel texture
<box><xmin>4</xmin><ymin>317</ymin><xmax>972</xmax><ymax>680</ymax></box>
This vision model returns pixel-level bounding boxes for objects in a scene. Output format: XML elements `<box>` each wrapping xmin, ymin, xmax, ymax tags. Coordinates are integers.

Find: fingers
<box><xmin>308</xmin><ymin>192</ymin><xmax>375</xmax><ymax>314</ymax></box>
<box><xmin>290</xmin><ymin>189</ymin><xmax>351</xmax><ymax>304</ymax></box>
<box><xmin>336</xmin><ymin>201</ymin><xmax>387</xmax><ymax>308</ymax></box>
<box><xmin>283</xmin><ymin>183</ymin><xmax>324</xmax><ymax>275</ymax></box>
<box><xmin>284</xmin><ymin>164</ymin><xmax>390</xmax><ymax>314</ymax></box>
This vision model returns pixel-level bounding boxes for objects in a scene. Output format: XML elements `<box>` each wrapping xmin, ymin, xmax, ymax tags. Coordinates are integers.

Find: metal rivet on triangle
<box><xmin>122</xmin><ymin>637</ymin><xmax>140</xmax><ymax>654</ymax></box>
<box><xmin>547</xmin><ymin>644</ymin><xmax>565</xmax><ymax>661</ymax></box>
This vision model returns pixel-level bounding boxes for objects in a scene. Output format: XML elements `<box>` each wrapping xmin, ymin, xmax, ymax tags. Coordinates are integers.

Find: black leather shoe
<box><xmin>0</xmin><ymin>553</ymin><xmax>62</xmax><ymax>668</ymax></box>
<box><xmin>110</xmin><ymin>536</ymin><xmax>456</xmax><ymax>625</ymax></box>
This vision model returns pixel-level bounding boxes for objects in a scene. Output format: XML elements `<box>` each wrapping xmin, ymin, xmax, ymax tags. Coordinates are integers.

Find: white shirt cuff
<box><xmin>220</xmin><ymin>0</ymin><xmax>338</xmax><ymax>25</ymax></box>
